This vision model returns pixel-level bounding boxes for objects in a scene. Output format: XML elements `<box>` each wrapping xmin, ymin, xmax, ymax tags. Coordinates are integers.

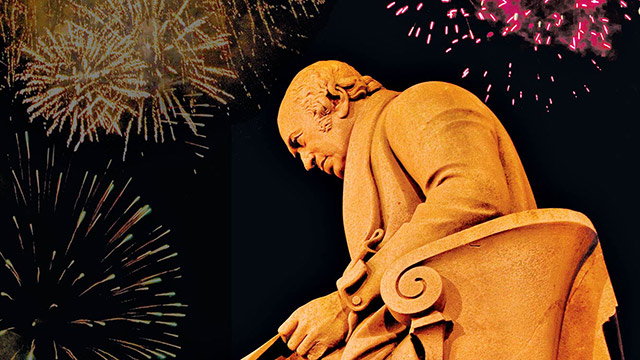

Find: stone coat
<box><xmin>331</xmin><ymin>82</ymin><xmax>615</xmax><ymax>359</ymax></box>
<box><xmin>340</xmin><ymin>82</ymin><xmax>536</xmax><ymax>313</ymax></box>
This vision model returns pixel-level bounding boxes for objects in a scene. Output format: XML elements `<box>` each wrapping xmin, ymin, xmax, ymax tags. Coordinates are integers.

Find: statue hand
<box><xmin>278</xmin><ymin>292</ymin><xmax>349</xmax><ymax>359</ymax></box>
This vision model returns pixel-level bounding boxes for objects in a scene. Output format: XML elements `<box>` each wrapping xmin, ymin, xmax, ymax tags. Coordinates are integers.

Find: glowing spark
<box><xmin>0</xmin><ymin>0</ymin><xmax>29</xmax><ymax>88</ymax></box>
<box><xmin>78</xmin><ymin>274</ymin><xmax>116</xmax><ymax>297</ymax></box>
<box><xmin>385</xmin><ymin>0</ymin><xmax>634</xmax><ymax>109</ymax></box>
<box><xmin>73</xmin><ymin>0</ymin><xmax>239</xmax><ymax>137</ymax></box>
<box><xmin>17</xmin><ymin>0</ymin><xmax>244</xmax><ymax>157</ymax></box>
<box><xmin>18</xmin><ymin>23</ymin><xmax>147</xmax><ymax>150</ymax></box>
<box><xmin>0</xmin><ymin>131</ymin><xmax>186</xmax><ymax>358</ymax></box>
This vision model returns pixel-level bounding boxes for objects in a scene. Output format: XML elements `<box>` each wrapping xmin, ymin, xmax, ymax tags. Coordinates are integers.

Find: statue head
<box><xmin>277</xmin><ymin>60</ymin><xmax>383</xmax><ymax>179</ymax></box>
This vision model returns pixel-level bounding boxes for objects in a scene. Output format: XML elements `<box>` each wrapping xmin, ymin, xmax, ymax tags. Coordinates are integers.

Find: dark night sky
<box><xmin>0</xmin><ymin>0</ymin><xmax>638</xmax><ymax>359</ymax></box>
<box><xmin>232</xmin><ymin>1</ymin><xmax>640</xmax><ymax>359</ymax></box>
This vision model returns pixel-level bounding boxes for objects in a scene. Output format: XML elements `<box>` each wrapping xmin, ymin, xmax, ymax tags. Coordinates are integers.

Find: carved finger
<box><xmin>278</xmin><ymin>316</ymin><xmax>298</xmax><ymax>341</ymax></box>
<box><xmin>296</xmin><ymin>333</ymin><xmax>317</xmax><ymax>357</ymax></box>
<box><xmin>307</xmin><ymin>342</ymin><xmax>329</xmax><ymax>360</ymax></box>
<box><xmin>287</xmin><ymin>330</ymin><xmax>307</xmax><ymax>352</ymax></box>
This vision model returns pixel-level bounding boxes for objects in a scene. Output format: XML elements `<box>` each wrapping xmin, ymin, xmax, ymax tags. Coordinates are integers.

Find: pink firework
<box><xmin>477</xmin><ymin>0</ymin><xmax>620</xmax><ymax>56</ymax></box>
<box><xmin>391</xmin><ymin>1</ymin><xmax>480</xmax><ymax>53</ymax></box>
<box><xmin>389</xmin><ymin>0</ymin><xmax>632</xmax><ymax>56</ymax></box>
<box><xmin>387</xmin><ymin>0</ymin><xmax>636</xmax><ymax>109</ymax></box>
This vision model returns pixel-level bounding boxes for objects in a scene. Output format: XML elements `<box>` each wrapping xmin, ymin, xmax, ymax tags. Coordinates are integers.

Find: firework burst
<box><xmin>17</xmin><ymin>22</ymin><xmax>148</xmax><ymax>150</ymax></box>
<box><xmin>201</xmin><ymin>0</ymin><xmax>327</xmax><ymax>103</ymax></box>
<box><xmin>74</xmin><ymin>0</ymin><xmax>238</xmax><ymax>143</ymax></box>
<box><xmin>0</xmin><ymin>131</ymin><xmax>186</xmax><ymax>359</ymax></box>
<box><xmin>0</xmin><ymin>0</ymin><xmax>30</xmax><ymax>89</ymax></box>
<box><xmin>16</xmin><ymin>0</ymin><xmax>237</xmax><ymax>156</ymax></box>
<box><xmin>389</xmin><ymin>0</ymin><xmax>633</xmax><ymax>54</ymax></box>
<box><xmin>9</xmin><ymin>0</ymin><xmax>327</xmax><ymax>158</ymax></box>
<box><xmin>0</xmin><ymin>0</ymin><xmax>70</xmax><ymax>90</ymax></box>
<box><xmin>387</xmin><ymin>0</ymin><xmax>637</xmax><ymax>110</ymax></box>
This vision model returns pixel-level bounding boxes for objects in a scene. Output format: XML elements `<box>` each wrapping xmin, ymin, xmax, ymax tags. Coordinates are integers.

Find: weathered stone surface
<box><xmin>244</xmin><ymin>60</ymin><xmax>618</xmax><ymax>360</ymax></box>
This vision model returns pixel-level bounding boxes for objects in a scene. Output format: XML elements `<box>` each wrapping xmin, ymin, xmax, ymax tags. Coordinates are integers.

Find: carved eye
<box><xmin>289</xmin><ymin>134</ymin><xmax>302</xmax><ymax>149</ymax></box>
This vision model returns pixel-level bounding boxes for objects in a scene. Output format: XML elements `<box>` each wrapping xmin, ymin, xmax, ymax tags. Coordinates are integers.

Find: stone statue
<box><xmin>248</xmin><ymin>60</ymin><xmax>619</xmax><ymax>360</ymax></box>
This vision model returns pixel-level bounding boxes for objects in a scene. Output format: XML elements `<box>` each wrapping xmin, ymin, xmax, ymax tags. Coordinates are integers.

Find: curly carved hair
<box><xmin>284</xmin><ymin>61</ymin><xmax>383</xmax><ymax>132</ymax></box>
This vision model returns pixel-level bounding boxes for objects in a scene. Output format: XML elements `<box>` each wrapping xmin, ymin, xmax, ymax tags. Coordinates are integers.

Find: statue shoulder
<box><xmin>389</xmin><ymin>81</ymin><xmax>484</xmax><ymax>114</ymax></box>
<box><xmin>384</xmin><ymin>81</ymin><xmax>492</xmax><ymax>134</ymax></box>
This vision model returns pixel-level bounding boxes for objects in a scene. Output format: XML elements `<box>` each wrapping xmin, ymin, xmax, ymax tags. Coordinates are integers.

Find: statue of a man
<box><xmin>274</xmin><ymin>61</ymin><xmax>614</xmax><ymax>359</ymax></box>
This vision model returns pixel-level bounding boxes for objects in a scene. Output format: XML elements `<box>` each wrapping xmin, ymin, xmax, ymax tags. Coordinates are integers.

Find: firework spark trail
<box><xmin>204</xmin><ymin>0</ymin><xmax>325</xmax><ymax>53</ymax></box>
<box><xmin>390</xmin><ymin>1</ymin><xmax>481</xmax><ymax>54</ymax></box>
<box><xmin>201</xmin><ymin>0</ymin><xmax>327</xmax><ymax>109</ymax></box>
<box><xmin>388</xmin><ymin>0</ymin><xmax>636</xmax><ymax>109</ymax></box>
<box><xmin>1</xmin><ymin>0</ymin><xmax>75</xmax><ymax>90</ymax></box>
<box><xmin>390</xmin><ymin>0</ymin><xmax>632</xmax><ymax>55</ymax></box>
<box><xmin>17</xmin><ymin>22</ymin><xmax>148</xmax><ymax>149</ymax></box>
<box><xmin>0</xmin><ymin>0</ymin><xmax>29</xmax><ymax>89</ymax></box>
<box><xmin>0</xmin><ymin>131</ymin><xmax>186</xmax><ymax>359</ymax></box>
<box><xmin>7</xmin><ymin>0</ymin><xmax>327</xmax><ymax>160</ymax></box>
<box><xmin>476</xmin><ymin>0</ymin><xmax>621</xmax><ymax>55</ymax></box>
<box><xmin>72</xmin><ymin>0</ymin><xmax>238</xmax><ymax>145</ymax></box>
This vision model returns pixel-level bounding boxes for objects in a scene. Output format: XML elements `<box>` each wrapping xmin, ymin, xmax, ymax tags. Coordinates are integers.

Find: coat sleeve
<box><xmin>338</xmin><ymin>86</ymin><xmax>517</xmax><ymax>312</ymax></box>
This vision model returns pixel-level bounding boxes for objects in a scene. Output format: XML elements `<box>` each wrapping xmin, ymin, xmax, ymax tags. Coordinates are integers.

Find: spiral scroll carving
<box><xmin>381</xmin><ymin>264</ymin><xmax>444</xmax><ymax>317</ymax></box>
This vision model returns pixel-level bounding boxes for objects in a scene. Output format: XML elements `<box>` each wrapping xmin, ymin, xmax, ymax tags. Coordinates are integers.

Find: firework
<box><xmin>0</xmin><ymin>0</ymin><xmax>70</xmax><ymax>89</ymax></box>
<box><xmin>15</xmin><ymin>0</ymin><xmax>236</xmax><ymax>156</ymax></box>
<box><xmin>0</xmin><ymin>0</ymin><xmax>29</xmax><ymax>89</ymax></box>
<box><xmin>475</xmin><ymin>0</ymin><xmax>622</xmax><ymax>55</ymax></box>
<box><xmin>389</xmin><ymin>0</ymin><xmax>632</xmax><ymax>55</ymax></box>
<box><xmin>17</xmin><ymin>22</ymin><xmax>148</xmax><ymax>150</ymax></box>
<box><xmin>11</xmin><ymin>0</ymin><xmax>327</xmax><ymax>157</ymax></box>
<box><xmin>74</xmin><ymin>0</ymin><xmax>239</xmax><ymax>143</ymax></box>
<box><xmin>0</xmin><ymin>131</ymin><xmax>186</xmax><ymax>359</ymax></box>
<box><xmin>387</xmin><ymin>0</ymin><xmax>637</xmax><ymax>110</ymax></box>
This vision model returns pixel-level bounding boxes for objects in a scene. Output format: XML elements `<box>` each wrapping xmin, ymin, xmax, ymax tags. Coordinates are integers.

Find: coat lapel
<box><xmin>343</xmin><ymin>91</ymin><xmax>397</xmax><ymax>259</ymax></box>
<box><xmin>370</xmin><ymin>118</ymin><xmax>423</xmax><ymax>243</ymax></box>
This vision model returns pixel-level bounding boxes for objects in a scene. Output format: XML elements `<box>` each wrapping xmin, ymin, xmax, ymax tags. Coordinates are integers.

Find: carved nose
<box><xmin>301</xmin><ymin>154</ymin><xmax>316</xmax><ymax>171</ymax></box>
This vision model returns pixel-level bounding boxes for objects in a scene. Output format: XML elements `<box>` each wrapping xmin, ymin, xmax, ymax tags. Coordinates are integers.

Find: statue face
<box><xmin>278</xmin><ymin>99</ymin><xmax>353</xmax><ymax>179</ymax></box>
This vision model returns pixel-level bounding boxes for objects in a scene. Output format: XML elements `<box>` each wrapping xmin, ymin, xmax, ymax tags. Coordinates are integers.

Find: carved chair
<box><xmin>380</xmin><ymin>209</ymin><xmax>617</xmax><ymax>360</ymax></box>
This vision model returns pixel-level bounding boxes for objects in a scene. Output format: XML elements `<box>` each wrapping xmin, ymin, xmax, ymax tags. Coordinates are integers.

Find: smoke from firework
<box><xmin>477</xmin><ymin>0</ymin><xmax>620</xmax><ymax>56</ymax></box>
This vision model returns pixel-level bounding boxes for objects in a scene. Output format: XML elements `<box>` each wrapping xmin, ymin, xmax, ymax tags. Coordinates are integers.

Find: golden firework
<box><xmin>13</xmin><ymin>0</ymin><xmax>326</xmax><ymax>155</ymax></box>
<box><xmin>18</xmin><ymin>22</ymin><xmax>148</xmax><ymax>149</ymax></box>
<box><xmin>16</xmin><ymin>0</ymin><xmax>236</xmax><ymax>155</ymax></box>
<box><xmin>1</xmin><ymin>0</ymin><xmax>69</xmax><ymax>89</ymax></box>
<box><xmin>0</xmin><ymin>0</ymin><xmax>29</xmax><ymax>88</ymax></box>
<box><xmin>74</xmin><ymin>0</ymin><xmax>237</xmax><ymax>144</ymax></box>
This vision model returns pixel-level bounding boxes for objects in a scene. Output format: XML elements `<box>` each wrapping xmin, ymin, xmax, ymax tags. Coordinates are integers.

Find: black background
<box><xmin>232</xmin><ymin>1</ymin><xmax>640</xmax><ymax>359</ymax></box>
<box><xmin>0</xmin><ymin>0</ymin><xmax>638</xmax><ymax>359</ymax></box>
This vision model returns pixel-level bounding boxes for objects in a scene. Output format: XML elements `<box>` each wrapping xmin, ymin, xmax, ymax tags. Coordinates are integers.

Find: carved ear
<box><xmin>332</xmin><ymin>86</ymin><xmax>350</xmax><ymax>119</ymax></box>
